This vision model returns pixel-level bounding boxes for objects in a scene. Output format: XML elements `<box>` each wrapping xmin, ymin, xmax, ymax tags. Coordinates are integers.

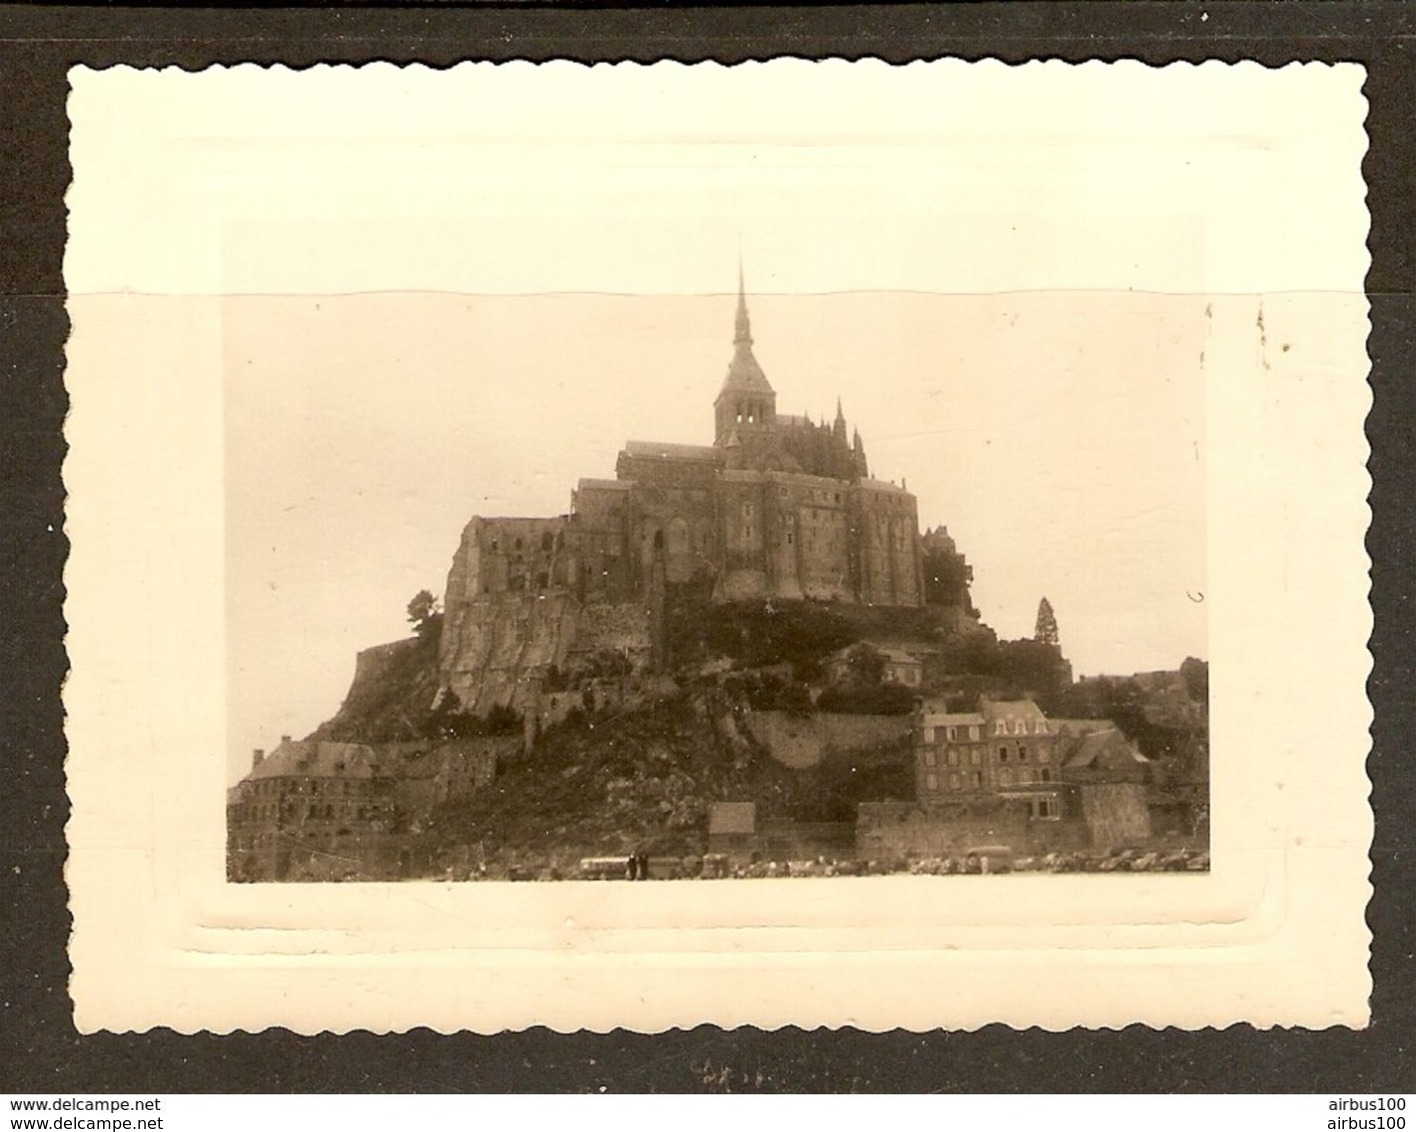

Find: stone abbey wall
<box><xmin>433</xmin><ymin>284</ymin><xmax>947</xmax><ymax>716</ymax></box>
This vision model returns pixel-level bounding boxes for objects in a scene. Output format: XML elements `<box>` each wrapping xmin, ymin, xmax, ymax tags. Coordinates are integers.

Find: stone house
<box><xmin>903</xmin><ymin>698</ymin><xmax>1156</xmax><ymax>851</ymax></box>
<box><xmin>707</xmin><ymin>801</ymin><xmax>757</xmax><ymax>855</ymax></box>
<box><xmin>227</xmin><ymin>735</ymin><xmax>511</xmax><ymax>881</ymax></box>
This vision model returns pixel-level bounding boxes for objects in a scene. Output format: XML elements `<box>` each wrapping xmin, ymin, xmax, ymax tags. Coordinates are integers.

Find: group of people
<box><xmin>624</xmin><ymin>850</ymin><xmax>653</xmax><ymax>880</ymax></box>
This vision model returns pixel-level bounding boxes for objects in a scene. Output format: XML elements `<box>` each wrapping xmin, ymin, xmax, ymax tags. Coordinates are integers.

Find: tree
<box><xmin>407</xmin><ymin>589</ymin><xmax>443</xmax><ymax>639</ymax></box>
<box><xmin>1034</xmin><ymin>597</ymin><xmax>1059</xmax><ymax>647</ymax></box>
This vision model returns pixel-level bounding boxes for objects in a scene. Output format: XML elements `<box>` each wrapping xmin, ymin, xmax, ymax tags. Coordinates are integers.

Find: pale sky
<box><xmin>63</xmin><ymin>61</ymin><xmax>1368</xmax><ymax>781</ymax></box>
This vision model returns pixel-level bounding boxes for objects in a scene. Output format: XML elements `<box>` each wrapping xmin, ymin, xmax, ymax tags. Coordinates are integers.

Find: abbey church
<box><xmin>437</xmin><ymin>275</ymin><xmax>931</xmax><ymax>714</ymax></box>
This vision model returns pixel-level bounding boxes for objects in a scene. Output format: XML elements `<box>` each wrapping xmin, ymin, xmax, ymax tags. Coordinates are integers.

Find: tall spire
<box><xmin>734</xmin><ymin>257</ymin><xmax>753</xmax><ymax>347</ymax></box>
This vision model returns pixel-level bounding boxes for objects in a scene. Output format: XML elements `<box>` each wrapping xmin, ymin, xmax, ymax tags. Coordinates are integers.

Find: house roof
<box><xmin>1050</xmin><ymin>718</ymin><xmax>1119</xmax><ymax>736</ymax></box>
<box><xmin>576</xmin><ymin>477</ymin><xmax>633</xmax><ymax>493</ymax></box>
<box><xmin>708</xmin><ymin>801</ymin><xmax>757</xmax><ymax>836</ymax></box>
<box><xmin>919</xmin><ymin>712</ymin><xmax>985</xmax><ymax>729</ymax></box>
<box><xmin>979</xmin><ymin>699</ymin><xmax>1048</xmax><ymax>724</ymax></box>
<box><xmin>622</xmin><ymin>440</ymin><xmax>722</xmax><ymax>463</ymax></box>
<box><xmin>246</xmin><ymin>739</ymin><xmax>385</xmax><ymax>781</ymax></box>
<box><xmin>1063</xmin><ymin>728</ymin><xmax>1150</xmax><ymax>770</ymax></box>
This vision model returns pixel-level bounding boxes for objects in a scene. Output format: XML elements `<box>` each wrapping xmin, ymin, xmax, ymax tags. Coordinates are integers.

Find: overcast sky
<box><xmin>64</xmin><ymin>61</ymin><xmax>1367</xmax><ymax>781</ymax></box>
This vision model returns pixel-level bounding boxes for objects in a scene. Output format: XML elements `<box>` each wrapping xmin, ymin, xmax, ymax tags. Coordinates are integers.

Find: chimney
<box><xmin>252</xmin><ymin>748</ymin><xmax>265</xmax><ymax>770</ymax></box>
<box><xmin>280</xmin><ymin>734</ymin><xmax>291</xmax><ymax>744</ymax></box>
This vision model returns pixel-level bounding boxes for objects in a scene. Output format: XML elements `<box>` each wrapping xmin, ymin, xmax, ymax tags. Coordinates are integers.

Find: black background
<box><xmin>2</xmin><ymin>2</ymin><xmax>1412</xmax><ymax>1093</ymax></box>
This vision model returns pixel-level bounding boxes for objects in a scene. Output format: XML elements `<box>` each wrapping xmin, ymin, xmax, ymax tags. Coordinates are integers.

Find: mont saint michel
<box><xmin>227</xmin><ymin>278</ymin><xmax>1209</xmax><ymax>883</ymax></box>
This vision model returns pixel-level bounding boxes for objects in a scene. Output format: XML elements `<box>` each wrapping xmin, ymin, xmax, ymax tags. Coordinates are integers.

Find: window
<box><xmin>926</xmin><ymin>773</ymin><xmax>938</xmax><ymax>793</ymax></box>
<box><xmin>490</xmin><ymin>539</ymin><xmax>499</xmax><ymax>552</ymax></box>
<box><xmin>1040</xmin><ymin>768</ymin><xmax>1052</xmax><ymax>783</ymax></box>
<box><xmin>514</xmin><ymin>537</ymin><xmax>523</xmax><ymax>551</ymax></box>
<box><xmin>1037</xmin><ymin>720</ymin><xmax>1048</xmax><ymax>734</ymax></box>
<box><xmin>744</xmin><ymin>525</ymin><xmax>753</xmax><ymax>541</ymax></box>
<box><xmin>970</xmin><ymin>748</ymin><xmax>982</xmax><ymax>767</ymax></box>
<box><xmin>925</xmin><ymin>750</ymin><xmax>937</xmax><ymax>769</ymax></box>
<box><xmin>997</xmin><ymin>768</ymin><xmax>1012</xmax><ymax>787</ymax></box>
<box><xmin>1018</xmin><ymin>746</ymin><xmax>1028</xmax><ymax>762</ymax></box>
<box><xmin>1039</xmin><ymin>748</ymin><xmax>1051</xmax><ymax>764</ymax></box>
<box><xmin>948</xmin><ymin>773</ymin><xmax>960</xmax><ymax>791</ymax></box>
<box><xmin>947</xmin><ymin>749</ymin><xmax>959</xmax><ymax>768</ymax></box>
<box><xmin>973</xmin><ymin>771</ymin><xmax>983</xmax><ymax>788</ymax></box>
<box><xmin>970</xmin><ymin>725</ymin><xmax>980</xmax><ymax>740</ymax></box>
<box><xmin>946</xmin><ymin>725</ymin><xmax>957</xmax><ymax>741</ymax></box>
<box><xmin>1037</xmin><ymin>798</ymin><xmax>1060</xmax><ymax>819</ymax></box>
<box><xmin>923</xmin><ymin>727</ymin><xmax>934</xmax><ymax>744</ymax></box>
<box><xmin>541</xmin><ymin>531</ymin><xmax>553</xmax><ymax>552</ymax></box>
<box><xmin>998</xmin><ymin>746</ymin><xmax>1009</xmax><ymax>763</ymax></box>
<box><xmin>995</xmin><ymin>720</ymin><xmax>1006</xmax><ymax>735</ymax></box>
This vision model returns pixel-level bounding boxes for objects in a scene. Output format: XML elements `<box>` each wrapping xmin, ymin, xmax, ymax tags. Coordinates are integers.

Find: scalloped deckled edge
<box><xmin>63</xmin><ymin>57</ymin><xmax>1372</xmax><ymax>1035</ymax></box>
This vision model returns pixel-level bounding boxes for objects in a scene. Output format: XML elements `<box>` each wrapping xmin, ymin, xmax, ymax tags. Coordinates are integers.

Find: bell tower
<box><xmin>714</xmin><ymin>265</ymin><xmax>776</xmax><ymax>444</ymax></box>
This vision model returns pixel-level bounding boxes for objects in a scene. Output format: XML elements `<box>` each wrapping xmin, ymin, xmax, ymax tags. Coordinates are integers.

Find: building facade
<box><xmin>437</xmin><ymin>273</ymin><xmax>933</xmax><ymax>713</ymax></box>
<box><xmin>908</xmin><ymin>698</ymin><xmax>1154</xmax><ymax>850</ymax></box>
<box><xmin>227</xmin><ymin>736</ymin><xmax>511</xmax><ymax>881</ymax></box>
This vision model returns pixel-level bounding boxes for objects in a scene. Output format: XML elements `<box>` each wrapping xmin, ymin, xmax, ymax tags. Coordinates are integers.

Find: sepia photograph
<box><xmin>204</xmin><ymin>65</ymin><xmax>1212</xmax><ymax>887</ymax></box>
<box><xmin>63</xmin><ymin>59</ymin><xmax>1370</xmax><ymax>1032</ymax></box>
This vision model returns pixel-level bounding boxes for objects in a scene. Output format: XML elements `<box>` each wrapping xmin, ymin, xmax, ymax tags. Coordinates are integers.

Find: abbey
<box><xmin>437</xmin><ymin>274</ymin><xmax>929</xmax><ymax>713</ymax></box>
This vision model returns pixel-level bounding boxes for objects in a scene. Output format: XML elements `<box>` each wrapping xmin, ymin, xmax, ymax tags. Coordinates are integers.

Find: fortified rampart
<box><xmin>743</xmin><ymin>710</ymin><xmax>912</xmax><ymax>769</ymax></box>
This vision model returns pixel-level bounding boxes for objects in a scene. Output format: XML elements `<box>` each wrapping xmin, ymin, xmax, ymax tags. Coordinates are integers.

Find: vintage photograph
<box><xmin>64</xmin><ymin>60</ymin><xmax>1370</xmax><ymax>1032</ymax></box>
<box><xmin>223</xmin><ymin>276</ymin><xmax>1209</xmax><ymax>885</ymax></box>
<box><xmin>212</xmin><ymin>63</ymin><xmax>1213</xmax><ymax>885</ymax></box>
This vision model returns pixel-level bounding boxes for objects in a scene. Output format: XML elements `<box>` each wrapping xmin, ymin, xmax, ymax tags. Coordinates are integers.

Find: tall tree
<box><xmin>406</xmin><ymin>589</ymin><xmax>442</xmax><ymax>639</ymax></box>
<box><xmin>1034</xmin><ymin>597</ymin><xmax>1059</xmax><ymax>647</ymax></box>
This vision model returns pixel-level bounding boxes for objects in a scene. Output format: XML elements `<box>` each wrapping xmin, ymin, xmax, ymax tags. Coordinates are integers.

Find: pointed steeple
<box><xmin>714</xmin><ymin>261</ymin><xmax>776</xmax><ymax>445</ymax></box>
<box><xmin>833</xmin><ymin>396</ymin><xmax>848</xmax><ymax>443</ymax></box>
<box><xmin>734</xmin><ymin>258</ymin><xmax>753</xmax><ymax>347</ymax></box>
